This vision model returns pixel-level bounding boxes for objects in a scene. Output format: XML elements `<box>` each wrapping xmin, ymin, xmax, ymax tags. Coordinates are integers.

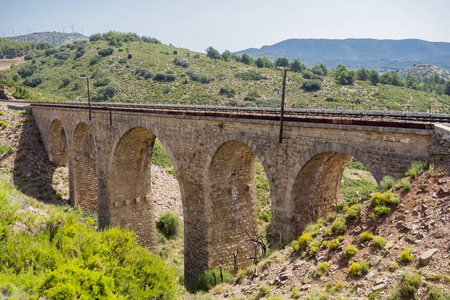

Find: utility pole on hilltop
<box><xmin>277</xmin><ymin>67</ymin><xmax>289</xmax><ymax>143</ymax></box>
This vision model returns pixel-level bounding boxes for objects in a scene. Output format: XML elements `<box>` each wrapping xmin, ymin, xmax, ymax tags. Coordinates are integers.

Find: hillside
<box><xmin>7</xmin><ymin>32</ymin><xmax>88</xmax><ymax>47</ymax></box>
<box><xmin>0</xmin><ymin>34</ymin><xmax>449</xmax><ymax>113</ymax></box>
<box><xmin>398</xmin><ymin>64</ymin><xmax>450</xmax><ymax>81</ymax></box>
<box><xmin>199</xmin><ymin>159</ymin><xmax>450</xmax><ymax>299</ymax></box>
<box><xmin>236</xmin><ymin>39</ymin><xmax>450</xmax><ymax>72</ymax></box>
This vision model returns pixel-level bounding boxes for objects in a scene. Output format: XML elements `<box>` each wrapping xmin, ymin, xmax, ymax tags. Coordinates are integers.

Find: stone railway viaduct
<box><xmin>31</xmin><ymin>103</ymin><xmax>444</xmax><ymax>288</ymax></box>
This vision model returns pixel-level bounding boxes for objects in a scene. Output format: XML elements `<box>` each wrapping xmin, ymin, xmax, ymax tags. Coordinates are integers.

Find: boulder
<box><xmin>419</xmin><ymin>248</ymin><xmax>438</xmax><ymax>265</ymax></box>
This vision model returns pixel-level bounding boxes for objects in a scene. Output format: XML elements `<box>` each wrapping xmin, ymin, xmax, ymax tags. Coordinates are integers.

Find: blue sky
<box><xmin>1</xmin><ymin>0</ymin><xmax>449</xmax><ymax>53</ymax></box>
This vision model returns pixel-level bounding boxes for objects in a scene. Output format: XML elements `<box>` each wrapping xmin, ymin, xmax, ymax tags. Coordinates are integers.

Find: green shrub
<box><xmin>407</xmin><ymin>161</ymin><xmax>428</xmax><ymax>179</ymax></box>
<box><xmin>325</xmin><ymin>212</ymin><xmax>337</xmax><ymax>223</ymax></box>
<box><xmin>328</xmin><ymin>239</ymin><xmax>340</xmax><ymax>251</ymax></box>
<box><xmin>236</xmin><ymin>269</ymin><xmax>245</xmax><ymax>282</ymax></box>
<box><xmin>331</xmin><ymin>216</ymin><xmax>346</xmax><ymax>235</ymax></box>
<box><xmin>156</xmin><ymin>211</ymin><xmax>182</xmax><ymax>239</ymax></box>
<box><xmin>399</xmin><ymin>271</ymin><xmax>421</xmax><ymax>298</ymax></box>
<box><xmin>135</xmin><ymin>67</ymin><xmax>153</xmax><ymax>79</ymax></box>
<box><xmin>389</xmin><ymin>262</ymin><xmax>399</xmax><ymax>271</ymax></box>
<box><xmin>428</xmin><ymin>285</ymin><xmax>446</xmax><ymax>300</ymax></box>
<box><xmin>373</xmin><ymin>236</ymin><xmax>386</xmax><ymax>248</ymax></box>
<box><xmin>425</xmin><ymin>273</ymin><xmax>442</xmax><ymax>282</ymax></box>
<box><xmin>89</xmin><ymin>55</ymin><xmax>101</xmax><ymax>65</ymax></box>
<box><xmin>257</xmin><ymin>284</ymin><xmax>273</xmax><ymax>298</ymax></box>
<box><xmin>186</xmin><ymin>70</ymin><xmax>214</xmax><ymax>83</ymax></box>
<box><xmin>196</xmin><ymin>267</ymin><xmax>233</xmax><ymax>291</ymax></box>
<box><xmin>302</xmin><ymin>79</ymin><xmax>322</xmax><ymax>91</ymax></box>
<box><xmin>151</xmin><ymin>139</ymin><xmax>172</xmax><ymax>168</ymax></box>
<box><xmin>344</xmin><ymin>245</ymin><xmax>358</xmax><ymax>259</ymax></box>
<box><xmin>154</xmin><ymin>72</ymin><xmax>176</xmax><ymax>82</ymax></box>
<box><xmin>360</xmin><ymin>231</ymin><xmax>373</xmax><ymax>242</ymax></box>
<box><xmin>291</xmin><ymin>240</ymin><xmax>300</xmax><ymax>252</ymax></box>
<box><xmin>309</xmin><ymin>241</ymin><xmax>320</xmax><ymax>257</ymax></box>
<box><xmin>399</xmin><ymin>248</ymin><xmax>414</xmax><ymax>263</ymax></box>
<box><xmin>304</xmin><ymin>222</ymin><xmax>322</xmax><ymax>237</ymax></box>
<box><xmin>384</xmin><ymin>191</ymin><xmax>394</xmax><ymax>204</ymax></box>
<box><xmin>370</xmin><ymin>192</ymin><xmax>386</xmax><ymax>207</ymax></box>
<box><xmin>360</xmin><ymin>261</ymin><xmax>370</xmax><ymax>274</ymax></box>
<box><xmin>391</xmin><ymin>197</ymin><xmax>400</xmax><ymax>205</ymax></box>
<box><xmin>93</xmin><ymin>81</ymin><xmax>120</xmax><ymax>101</ymax></box>
<box><xmin>291</xmin><ymin>286</ymin><xmax>301</xmax><ymax>299</ymax></box>
<box><xmin>219</xmin><ymin>87</ymin><xmax>236</xmax><ymax>98</ymax></box>
<box><xmin>305</xmin><ymin>290</ymin><xmax>330</xmax><ymax>300</ymax></box>
<box><xmin>0</xmin><ymin>145</ymin><xmax>13</xmax><ymax>156</ymax></box>
<box><xmin>258</xmin><ymin>209</ymin><xmax>271</xmax><ymax>222</ymax></box>
<box><xmin>298</xmin><ymin>232</ymin><xmax>313</xmax><ymax>251</ymax></box>
<box><xmin>173</xmin><ymin>57</ymin><xmax>190</xmax><ymax>68</ymax></box>
<box><xmin>37</xmin><ymin>262</ymin><xmax>115</xmax><ymax>299</ymax></box>
<box><xmin>347</xmin><ymin>203</ymin><xmax>362</xmax><ymax>219</ymax></box>
<box><xmin>234</xmin><ymin>70</ymin><xmax>267</xmax><ymax>81</ymax></box>
<box><xmin>348</xmin><ymin>263</ymin><xmax>361</xmax><ymax>277</ymax></box>
<box><xmin>375</xmin><ymin>205</ymin><xmax>391</xmax><ymax>216</ymax></box>
<box><xmin>403</xmin><ymin>180</ymin><xmax>412</xmax><ymax>191</ymax></box>
<box><xmin>24</xmin><ymin>73</ymin><xmax>44</xmax><ymax>87</ymax></box>
<box><xmin>98</xmin><ymin>47</ymin><xmax>114</xmax><ymax>57</ymax></box>
<box><xmin>334</xmin><ymin>280</ymin><xmax>344</xmax><ymax>292</ymax></box>
<box><xmin>316</xmin><ymin>262</ymin><xmax>329</xmax><ymax>275</ymax></box>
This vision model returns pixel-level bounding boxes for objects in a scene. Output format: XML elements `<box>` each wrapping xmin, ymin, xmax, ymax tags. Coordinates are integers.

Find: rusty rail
<box><xmin>31</xmin><ymin>102</ymin><xmax>450</xmax><ymax>130</ymax></box>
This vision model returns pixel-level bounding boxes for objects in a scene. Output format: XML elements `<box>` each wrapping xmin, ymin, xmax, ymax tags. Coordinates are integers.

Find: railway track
<box><xmin>31</xmin><ymin>101</ymin><xmax>450</xmax><ymax>130</ymax></box>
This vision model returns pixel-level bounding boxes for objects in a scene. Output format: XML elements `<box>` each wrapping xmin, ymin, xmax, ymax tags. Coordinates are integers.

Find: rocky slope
<box><xmin>201</xmin><ymin>160</ymin><xmax>450</xmax><ymax>299</ymax></box>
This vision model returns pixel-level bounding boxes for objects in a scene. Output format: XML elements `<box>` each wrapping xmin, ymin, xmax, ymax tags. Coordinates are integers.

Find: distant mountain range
<box><xmin>236</xmin><ymin>39</ymin><xmax>450</xmax><ymax>72</ymax></box>
<box><xmin>7</xmin><ymin>32</ymin><xmax>88</xmax><ymax>47</ymax></box>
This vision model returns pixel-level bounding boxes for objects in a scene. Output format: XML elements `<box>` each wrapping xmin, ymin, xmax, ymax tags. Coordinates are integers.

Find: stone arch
<box><xmin>108</xmin><ymin>119</ymin><xmax>184</xmax><ymax>203</ymax></box>
<box><xmin>106</xmin><ymin>120</ymin><xmax>182</xmax><ymax>251</ymax></box>
<box><xmin>204</xmin><ymin>134</ymin><xmax>274</xmax><ymax>270</ymax></box>
<box><xmin>48</xmin><ymin>118</ymin><xmax>68</xmax><ymax>166</ymax></box>
<box><xmin>72</xmin><ymin>121</ymin><xmax>98</xmax><ymax>213</ymax></box>
<box><xmin>286</xmin><ymin>143</ymin><xmax>380</xmax><ymax>238</ymax></box>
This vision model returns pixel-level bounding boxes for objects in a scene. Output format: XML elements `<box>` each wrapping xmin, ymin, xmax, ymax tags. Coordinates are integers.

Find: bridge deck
<box><xmin>31</xmin><ymin>102</ymin><xmax>450</xmax><ymax>130</ymax></box>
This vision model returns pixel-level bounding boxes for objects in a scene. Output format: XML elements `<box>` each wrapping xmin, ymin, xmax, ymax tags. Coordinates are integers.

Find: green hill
<box><xmin>0</xmin><ymin>32</ymin><xmax>449</xmax><ymax>113</ymax></box>
<box><xmin>7</xmin><ymin>32</ymin><xmax>88</xmax><ymax>47</ymax></box>
<box><xmin>398</xmin><ymin>64</ymin><xmax>450</xmax><ymax>81</ymax></box>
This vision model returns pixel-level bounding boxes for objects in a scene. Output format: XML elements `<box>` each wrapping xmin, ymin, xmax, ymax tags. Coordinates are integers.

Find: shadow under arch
<box><xmin>48</xmin><ymin>118</ymin><xmax>68</xmax><ymax>166</ymax></box>
<box><xmin>72</xmin><ymin>121</ymin><xmax>98</xmax><ymax>213</ymax></box>
<box><xmin>12</xmin><ymin>109</ymin><xmax>60</xmax><ymax>204</ymax></box>
<box><xmin>105</xmin><ymin>119</ymin><xmax>184</xmax><ymax>252</ymax></box>
<box><xmin>285</xmin><ymin>142</ymin><xmax>381</xmax><ymax>238</ymax></box>
<box><xmin>203</xmin><ymin>133</ymin><xmax>274</xmax><ymax>270</ymax></box>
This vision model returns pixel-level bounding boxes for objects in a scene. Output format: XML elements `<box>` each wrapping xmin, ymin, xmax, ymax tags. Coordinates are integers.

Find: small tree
<box><xmin>444</xmin><ymin>80</ymin><xmax>450</xmax><ymax>96</ymax></box>
<box><xmin>156</xmin><ymin>211</ymin><xmax>182</xmax><ymax>239</ymax></box>
<box><xmin>206</xmin><ymin>46</ymin><xmax>220</xmax><ymax>59</ymax></box>
<box><xmin>221</xmin><ymin>50</ymin><xmax>232</xmax><ymax>61</ymax></box>
<box><xmin>274</xmin><ymin>57</ymin><xmax>289</xmax><ymax>68</ymax></box>
<box><xmin>369</xmin><ymin>69</ymin><xmax>380</xmax><ymax>85</ymax></box>
<box><xmin>290</xmin><ymin>59</ymin><xmax>306</xmax><ymax>73</ymax></box>
<box><xmin>241</xmin><ymin>53</ymin><xmax>254</xmax><ymax>65</ymax></box>
<box><xmin>335</xmin><ymin>64</ymin><xmax>356</xmax><ymax>85</ymax></box>
<box><xmin>255</xmin><ymin>56</ymin><xmax>273</xmax><ymax>69</ymax></box>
